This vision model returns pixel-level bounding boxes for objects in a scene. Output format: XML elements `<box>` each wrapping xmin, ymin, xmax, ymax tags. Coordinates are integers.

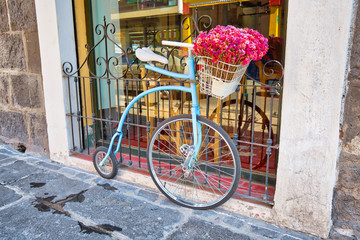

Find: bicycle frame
<box><xmin>100</xmin><ymin>56</ymin><xmax>202</xmax><ymax>169</ymax></box>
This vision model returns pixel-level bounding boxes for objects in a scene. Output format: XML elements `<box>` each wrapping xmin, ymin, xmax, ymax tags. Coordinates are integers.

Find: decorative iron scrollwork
<box><xmin>63</xmin><ymin>15</ymin><xmax>284</xmax><ymax>90</ymax></box>
<box><xmin>63</xmin><ymin>16</ymin><xmax>208</xmax><ymax>81</ymax></box>
<box><xmin>181</xmin><ymin>15</ymin><xmax>212</xmax><ymax>42</ymax></box>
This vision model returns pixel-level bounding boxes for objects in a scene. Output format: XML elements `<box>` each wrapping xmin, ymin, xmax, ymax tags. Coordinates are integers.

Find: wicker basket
<box><xmin>197</xmin><ymin>56</ymin><xmax>248</xmax><ymax>99</ymax></box>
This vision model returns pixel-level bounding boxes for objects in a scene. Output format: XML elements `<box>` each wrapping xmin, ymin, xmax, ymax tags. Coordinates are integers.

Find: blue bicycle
<box><xmin>93</xmin><ymin>41</ymin><xmax>241</xmax><ymax>209</ymax></box>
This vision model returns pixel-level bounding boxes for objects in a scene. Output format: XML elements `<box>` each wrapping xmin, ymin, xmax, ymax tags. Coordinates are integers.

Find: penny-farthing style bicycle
<box><xmin>93</xmin><ymin>40</ymin><xmax>242</xmax><ymax>210</ymax></box>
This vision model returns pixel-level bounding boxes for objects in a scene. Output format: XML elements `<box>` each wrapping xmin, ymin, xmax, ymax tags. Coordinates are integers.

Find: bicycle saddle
<box><xmin>135</xmin><ymin>47</ymin><xmax>168</xmax><ymax>65</ymax></box>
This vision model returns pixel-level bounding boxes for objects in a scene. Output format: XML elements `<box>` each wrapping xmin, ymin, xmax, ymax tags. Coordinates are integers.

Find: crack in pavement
<box><xmin>32</xmin><ymin>189</ymin><xmax>126</xmax><ymax>238</ymax></box>
<box><xmin>97</xmin><ymin>183</ymin><xmax>118</xmax><ymax>192</ymax></box>
<box><xmin>33</xmin><ymin>190</ymin><xmax>87</xmax><ymax>217</ymax></box>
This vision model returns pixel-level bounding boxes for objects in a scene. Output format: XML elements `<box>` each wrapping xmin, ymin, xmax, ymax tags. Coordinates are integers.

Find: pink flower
<box><xmin>194</xmin><ymin>25</ymin><xmax>268</xmax><ymax>65</ymax></box>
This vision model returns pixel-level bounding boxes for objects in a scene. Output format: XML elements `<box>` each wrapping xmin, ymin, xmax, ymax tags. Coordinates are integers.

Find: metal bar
<box><xmin>131</xmin><ymin>80</ymin><xmax>135</xmax><ymax>149</ymax></box>
<box><xmin>125</xmin><ymin>79</ymin><xmax>132</xmax><ymax>165</ymax></box>
<box><xmin>218</xmin><ymin>98</ymin><xmax>224</xmax><ymax>189</ymax></box>
<box><xmin>233</xmin><ymin>139</ymin><xmax>279</xmax><ymax>149</ymax></box>
<box><xmin>136</xmin><ymin>79</ymin><xmax>141</xmax><ymax>168</ymax></box>
<box><xmin>156</xmin><ymin>81</ymin><xmax>160</xmax><ymax>127</ymax></box>
<box><xmin>233</xmin><ymin>192</ymin><xmax>274</xmax><ymax>205</ymax></box>
<box><xmin>168</xmin><ymin>83</ymin><xmax>172</xmax><ymax>172</ymax></box>
<box><xmin>67</xmin><ymin>76</ymin><xmax>75</xmax><ymax>151</ymax></box>
<box><xmin>89</xmin><ymin>78</ymin><xmax>97</xmax><ymax>149</ymax></box>
<box><xmin>233</xmin><ymin>87</ymin><xmax>240</xmax><ymax>145</ymax></box>
<box><xmin>107</xmin><ymin>77</ymin><xmax>113</xmax><ymax>139</ymax></box>
<box><xmin>156</xmin><ymin>81</ymin><xmax>161</xmax><ymax>171</ymax></box>
<box><xmin>181</xmin><ymin>82</ymin><xmax>184</xmax><ymax>114</ymax></box>
<box><xmin>116</xmin><ymin>78</ymin><xmax>121</xmax><ymax>120</ymax></box>
<box><xmin>98</xmin><ymin>78</ymin><xmax>105</xmax><ymax>145</ymax></box>
<box><xmin>248</xmin><ymin>85</ymin><xmax>257</xmax><ymax>196</ymax></box>
<box><xmin>74</xmin><ymin>77</ymin><xmax>83</xmax><ymax>151</ymax></box>
<box><xmin>104</xmin><ymin>18</ymin><xmax>113</xmax><ymax>143</ymax></box>
<box><xmin>66</xmin><ymin>113</ymin><xmax>278</xmax><ymax>149</ymax></box>
<box><xmin>264</xmin><ymin>89</ymin><xmax>276</xmax><ymax>201</ymax></box>
<box><xmin>146</xmin><ymin>80</ymin><xmax>150</xmax><ymax>149</ymax></box>
<box><xmin>82</xmin><ymin>77</ymin><xmax>90</xmax><ymax>155</ymax></box>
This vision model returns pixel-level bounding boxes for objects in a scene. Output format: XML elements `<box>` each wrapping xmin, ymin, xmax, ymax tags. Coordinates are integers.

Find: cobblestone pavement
<box><xmin>0</xmin><ymin>144</ymin><xmax>322</xmax><ymax>240</ymax></box>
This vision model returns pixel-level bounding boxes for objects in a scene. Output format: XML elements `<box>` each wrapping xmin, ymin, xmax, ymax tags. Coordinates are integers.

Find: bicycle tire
<box><xmin>147</xmin><ymin>114</ymin><xmax>241</xmax><ymax>210</ymax></box>
<box><xmin>93</xmin><ymin>146</ymin><xmax>118</xmax><ymax>179</ymax></box>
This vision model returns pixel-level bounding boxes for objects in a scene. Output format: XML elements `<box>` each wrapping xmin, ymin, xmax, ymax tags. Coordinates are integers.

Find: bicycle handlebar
<box><xmin>162</xmin><ymin>40</ymin><xmax>194</xmax><ymax>49</ymax></box>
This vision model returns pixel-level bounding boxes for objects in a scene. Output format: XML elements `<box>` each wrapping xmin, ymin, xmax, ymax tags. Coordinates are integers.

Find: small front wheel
<box><xmin>93</xmin><ymin>146</ymin><xmax>118</xmax><ymax>179</ymax></box>
<box><xmin>147</xmin><ymin>114</ymin><xmax>241</xmax><ymax>210</ymax></box>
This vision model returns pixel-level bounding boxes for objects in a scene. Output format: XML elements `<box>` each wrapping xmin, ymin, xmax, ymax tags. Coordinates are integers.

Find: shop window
<box><xmin>67</xmin><ymin>0</ymin><xmax>287</xmax><ymax>204</ymax></box>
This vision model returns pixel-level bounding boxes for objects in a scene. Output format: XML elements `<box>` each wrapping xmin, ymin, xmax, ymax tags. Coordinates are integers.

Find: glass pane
<box><xmin>81</xmin><ymin>0</ymin><xmax>287</xmax><ymax>203</ymax></box>
<box><xmin>118</xmin><ymin>0</ymin><xmax>178</xmax><ymax>12</ymax></box>
<box><xmin>91</xmin><ymin>0</ymin><xmax>122</xmax><ymax>110</ymax></box>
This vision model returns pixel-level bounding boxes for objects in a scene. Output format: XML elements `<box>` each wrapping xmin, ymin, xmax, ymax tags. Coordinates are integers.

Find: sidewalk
<box><xmin>0</xmin><ymin>144</ymin><xmax>321</xmax><ymax>240</ymax></box>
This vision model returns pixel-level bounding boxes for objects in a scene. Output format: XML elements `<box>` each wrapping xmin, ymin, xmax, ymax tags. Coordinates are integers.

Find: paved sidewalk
<box><xmin>0</xmin><ymin>144</ymin><xmax>321</xmax><ymax>240</ymax></box>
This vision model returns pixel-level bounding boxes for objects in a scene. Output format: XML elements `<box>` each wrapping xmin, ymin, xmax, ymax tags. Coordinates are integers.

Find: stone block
<box><xmin>0</xmin><ymin>0</ymin><xmax>9</xmax><ymax>32</ymax></box>
<box><xmin>24</xmin><ymin>30</ymin><xmax>41</xmax><ymax>74</ymax></box>
<box><xmin>0</xmin><ymin>160</ymin><xmax>43</xmax><ymax>184</ymax></box>
<box><xmin>10</xmin><ymin>170</ymin><xmax>90</xmax><ymax>202</ymax></box>
<box><xmin>168</xmin><ymin>218</ymin><xmax>251</xmax><ymax>240</ymax></box>
<box><xmin>0</xmin><ymin>110</ymin><xmax>28</xmax><ymax>142</ymax></box>
<box><xmin>137</xmin><ymin>189</ymin><xmax>159</xmax><ymax>202</ymax></box>
<box><xmin>332</xmin><ymin>190</ymin><xmax>360</xmax><ymax>239</ymax></box>
<box><xmin>0</xmin><ymin>74</ymin><xmax>10</xmax><ymax>105</ymax></box>
<box><xmin>0</xmin><ymin>185</ymin><xmax>22</xmax><ymax>207</ymax></box>
<box><xmin>222</xmin><ymin>216</ymin><xmax>245</xmax><ymax>229</ymax></box>
<box><xmin>11</xmin><ymin>74</ymin><xmax>43</xmax><ymax>108</ymax></box>
<box><xmin>0</xmin><ymin>153</ymin><xmax>10</xmax><ymax>161</ymax></box>
<box><xmin>7</xmin><ymin>0</ymin><xmax>37</xmax><ymax>31</ymax></box>
<box><xmin>336</xmin><ymin>156</ymin><xmax>360</xmax><ymax>189</ymax></box>
<box><xmin>0</xmin><ymin>157</ymin><xmax>17</xmax><ymax>165</ymax></box>
<box><xmin>36</xmin><ymin>161</ymin><xmax>62</xmax><ymax>171</ymax></box>
<box><xmin>0</xmin><ymin>33</ymin><xmax>26</xmax><ymax>70</ymax></box>
<box><xmin>64</xmin><ymin>186</ymin><xmax>182</xmax><ymax>240</ymax></box>
<box><xmin>347</xmin><ymin>4</ymin><xmax>360</xmax><ymax>84</ymax></box>
<box><xmin>333</xmin><ymin>4</ymin><xmax>360</xmax><ymax>235</ymax></box>
<box><xmin>29</xmin><ymin>113</ymin><xmax>48</xmax><ymax>153</ymax></box>
<box><xmin>0</xmin><ymin>145</ymin><xmax>20</xmax><ymax>155</ymax></box>
<box><xmin>280</xmin><ymin>235</ymin><xmax>303</xmax><ymax>240</ymax></box>
<box><xmin>249</xmin><ymin>224</ymin><xmax>281</xmax><ymax>239</ymax></box>
<box><xmin>0</xmin><ymin>199</ymin><xmax>109</xmax><ymax>240</ymax></box>
<box><xmin>329</xmin><ymin>231</ymin><xmax>357</xmax><ymax>240</ymax></box>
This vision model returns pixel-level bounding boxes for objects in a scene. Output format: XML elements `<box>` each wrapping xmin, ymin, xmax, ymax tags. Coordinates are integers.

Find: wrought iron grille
<box><xmin>63</xmin><ymin>16</ymin><xmax>283</xmax><ymax>204</ymax></box>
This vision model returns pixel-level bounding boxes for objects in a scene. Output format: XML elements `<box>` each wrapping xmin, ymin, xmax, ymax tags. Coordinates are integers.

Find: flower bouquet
<box><xmin>194</xmin><ymin>25</ymin><xmax>268</xmax><ymax>99</ymax></box>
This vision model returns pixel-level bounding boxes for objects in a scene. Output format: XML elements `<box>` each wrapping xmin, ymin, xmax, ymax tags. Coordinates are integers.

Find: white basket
<box><xmin>197</xmin><ymin>56</ymin><xmax>248</xmax><ymax>99</ymax></box>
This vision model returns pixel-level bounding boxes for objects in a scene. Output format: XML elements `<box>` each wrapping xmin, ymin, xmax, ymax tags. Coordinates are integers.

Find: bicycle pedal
<box><xmin>180</xmin><ymin>144</ymin><xmax>195</xmax><ymax>158</ymax></box>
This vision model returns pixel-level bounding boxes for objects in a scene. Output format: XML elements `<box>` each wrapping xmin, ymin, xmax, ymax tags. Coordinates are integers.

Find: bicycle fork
<box><xmin>180</xmin><ymin>83</ymin><xmax>202</xmax><ymax>176</ymax></box>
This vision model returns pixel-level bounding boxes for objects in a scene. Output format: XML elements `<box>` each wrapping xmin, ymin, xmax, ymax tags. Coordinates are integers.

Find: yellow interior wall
<box><xmin>74</xmin><ymin>0</ymin><xmax>93</xmax><ymax>126</ymax></box>
<box><xmin>269</xmin><ymin>6</ymin><xmax>281</xmax><ymax>37</ymax></box>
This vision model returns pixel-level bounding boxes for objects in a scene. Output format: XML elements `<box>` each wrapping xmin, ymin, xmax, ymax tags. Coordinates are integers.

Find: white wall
<box><xmin>35</xmin><ymin>0</ymin><xmax>78</xmax><ymax>161</ymax></box>
<box><xmin>274</xmin><ymin>0</ymin><xmax>354</xmax><ymax>237</ymax></box>
<box><xmin>34</xmin><ymin>0</ymin><xmax>355</xmax><ymax>238</ymax></box>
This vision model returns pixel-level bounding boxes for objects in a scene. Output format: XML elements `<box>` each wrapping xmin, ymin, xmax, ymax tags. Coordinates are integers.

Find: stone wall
<box><xmin>0</xmin><ymin>0</ymin><xmax>48</xmax><ymax>155</ymax></box>
<box><xmin>331</xmin><ymin>2</ymin><xmax>360</xmax><ymax>239</ymax></box>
